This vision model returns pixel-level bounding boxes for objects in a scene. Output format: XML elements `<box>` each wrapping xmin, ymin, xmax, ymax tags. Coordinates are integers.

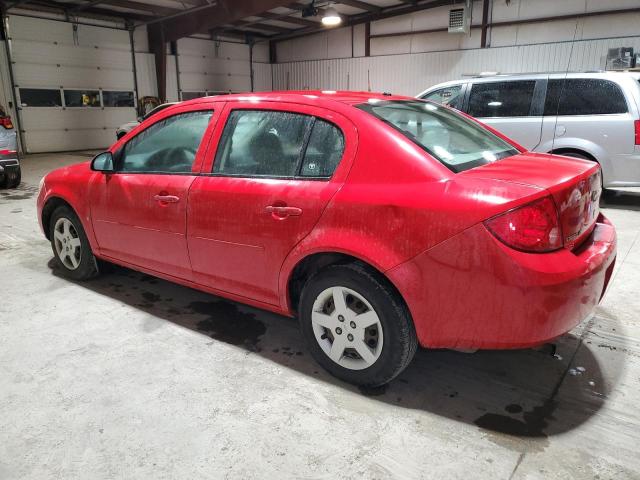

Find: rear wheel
<box><xmin>299</xmin><ymin>263</ymin><xmax>417</xmax><ymax>387</ymax></box>
<box><xmin>49</xmin><ymin>206</ymin><xmax>99</xmax><ymax>280</ymax></box>
<box><xmin>0</xmin><ymin>165</ymin><xmax>20</xmax><ymax>189</ymax></box>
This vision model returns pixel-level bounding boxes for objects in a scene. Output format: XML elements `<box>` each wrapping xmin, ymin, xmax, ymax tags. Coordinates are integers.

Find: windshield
<box><xmin>356</xmin><ymin>100</ymin><xmax>519</xmax><ymax>173</ymax></box>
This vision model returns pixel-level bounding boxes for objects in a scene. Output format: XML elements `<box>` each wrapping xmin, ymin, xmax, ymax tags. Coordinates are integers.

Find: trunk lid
<box><xmin>461</xmin><ymin>152</ymin><xmax>602</xmax><ymax>249</ymax></box>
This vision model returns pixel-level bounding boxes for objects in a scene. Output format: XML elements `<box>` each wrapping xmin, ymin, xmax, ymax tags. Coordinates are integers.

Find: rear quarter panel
<box><xmin>278</xmin><ymin>112</ymin><xmax>545</xmax><ymax>311</ymax></box>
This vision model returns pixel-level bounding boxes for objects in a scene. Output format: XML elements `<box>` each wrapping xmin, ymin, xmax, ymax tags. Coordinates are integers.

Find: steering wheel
<box><xmin>146</xmin><ymin>147</ymin><xmax>197</xmax><ymax>172</ymax></box>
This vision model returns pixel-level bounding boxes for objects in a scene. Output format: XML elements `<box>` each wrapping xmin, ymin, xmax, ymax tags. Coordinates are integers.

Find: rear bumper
<box><xmin>387</xmin><ymin>214</ymin><xmax>616</xmax><ymax>350</ymax></box>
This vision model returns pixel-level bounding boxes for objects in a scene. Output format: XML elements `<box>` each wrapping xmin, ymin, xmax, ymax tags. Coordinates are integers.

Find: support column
<box><xmin>148</xmin><ymin>23</ymin><xmax>167</xmax><ymax>101</ymax></box>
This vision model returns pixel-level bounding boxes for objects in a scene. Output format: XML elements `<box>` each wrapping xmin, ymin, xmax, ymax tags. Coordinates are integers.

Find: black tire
<box><xmin>299</xmin><ymin>263</ymin><xmax>417</xmax><ymax>387</ymax></box>
<box><xmin>49</xmin><ymin>205</ymin><xmax>99</xmax><ymax>280</ymax></box>
<box><xmin>6</xmin><ymin>166</ymin><xmax>21</xmax><ymax>189</ymax></box>
<box><xmin>560</xmin><ymin>152</ymin><xmax>590</xmax><ymax>160</ymax></box>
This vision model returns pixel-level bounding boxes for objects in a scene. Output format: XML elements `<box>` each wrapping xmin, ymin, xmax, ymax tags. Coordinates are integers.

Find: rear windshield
<box><xmin>356</xmin><ymin>100</ymin><xmax>519</xmax><ymax>173</ymax></box>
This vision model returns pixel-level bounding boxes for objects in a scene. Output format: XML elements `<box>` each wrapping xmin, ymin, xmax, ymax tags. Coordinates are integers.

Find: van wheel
<box><xmin>558</xmin><ymin>152</ymin><xmax>605</xmax><ymax>190</ymax></box>
<box><xmin>299</xmin><ymin>263</ymin><xmax>417</xmax><ymax>387</ymax></box>
<box><xmin>49</xmin><ymin>206</ymin><xmax>99</xmax><ymax>280</ymax></box>
<box><xmin>5</xmin><ymin>166</ymin><xmax>21</xmax><ymax>188</ymax></box>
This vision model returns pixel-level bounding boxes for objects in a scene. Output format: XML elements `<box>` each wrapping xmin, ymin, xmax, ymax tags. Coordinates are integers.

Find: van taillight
<box><xmin>484</xmin><ymin>196</ymin><xmax>563</xmax><ymax>253</ymax></box>
<box><xmin>0</xmin><ymin>116</ymin><xmax>13</xmax><ymax>129</ymax></box>
<box><xmin>635</xmin><ymin>120</ymin><xmax>640</xmax><ymax>145</ymax></box>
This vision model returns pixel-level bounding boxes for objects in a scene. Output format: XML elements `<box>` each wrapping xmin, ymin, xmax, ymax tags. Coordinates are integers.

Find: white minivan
<box><xmin>417</xmin><ymin>72</ymin><xmax>640</xmax><ymax>188</ymax></box>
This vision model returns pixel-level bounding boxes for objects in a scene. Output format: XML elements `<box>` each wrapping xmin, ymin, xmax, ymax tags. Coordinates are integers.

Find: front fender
<box><xmin>38</xmin><ymin>172</ymin><xmax>99</xmax><ymax>253</ymax></box>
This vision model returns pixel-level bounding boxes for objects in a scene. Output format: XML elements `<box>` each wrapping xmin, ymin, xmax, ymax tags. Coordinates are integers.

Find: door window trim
<box><xmin>205</xmin><ymin>107</ymin><xmax>346</xmax><ymax>181</ymax></box>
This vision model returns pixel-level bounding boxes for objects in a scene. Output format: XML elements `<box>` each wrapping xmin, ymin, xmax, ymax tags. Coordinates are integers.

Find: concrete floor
<box><xmin>1</xmin><ymin>152</ymin><xmax>640</xmax><ymax>480</ymax></box>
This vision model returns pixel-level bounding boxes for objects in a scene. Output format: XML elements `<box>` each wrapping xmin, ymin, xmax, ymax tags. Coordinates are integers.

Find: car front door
<box><xmin>187</xmin><ymin>101</ymin><xmax>356</xmax><ymax>306</ymax></box>
<box><xmin>89</xmin><ymin>106</ymin><xmax>218</xmax><ymax>279</ymax></box>
<box><xmin>466</xmin><ymin>79</ymin><xmax>545</xmax><ymax>150</ymax></box>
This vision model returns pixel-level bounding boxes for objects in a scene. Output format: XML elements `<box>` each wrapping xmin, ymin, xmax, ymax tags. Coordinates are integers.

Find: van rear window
<box><xmin>544</xmin><ymin>79</ymin><xmax>627</xmax><ymax>116</ymax></box>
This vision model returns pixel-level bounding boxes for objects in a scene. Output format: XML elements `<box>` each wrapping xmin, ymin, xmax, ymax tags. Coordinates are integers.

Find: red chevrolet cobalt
<box><xmin>37</xmin><ymin>91</ymin><xmax>616</xmax><ymax>387</ymax></box>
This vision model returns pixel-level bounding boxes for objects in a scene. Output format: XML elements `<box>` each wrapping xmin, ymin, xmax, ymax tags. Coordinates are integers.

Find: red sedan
<box><xmin>37</xmin><ymin>91</ymin><xmax>616</xmax><ymax>386</ymax></box>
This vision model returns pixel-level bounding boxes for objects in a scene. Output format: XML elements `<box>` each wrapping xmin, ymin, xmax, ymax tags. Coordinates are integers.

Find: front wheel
<box><xmin>49</xmin><ymin>206</ymin><xmax>99</xmax><ymax>280</ymax></box>
<box><xmin>299</xmin><ymin>263</ymin><xmax>417</xmax><ymax>387</ymax></box>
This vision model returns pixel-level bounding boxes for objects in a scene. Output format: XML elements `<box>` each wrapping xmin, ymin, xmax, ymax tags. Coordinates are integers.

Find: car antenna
<box><xmin>550</xmin><ymin>20</ymin><xmax>579</xmax><ymax>152</ymax></box>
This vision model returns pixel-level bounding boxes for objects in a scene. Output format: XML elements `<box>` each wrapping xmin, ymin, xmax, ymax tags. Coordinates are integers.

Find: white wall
<box><xmin>273</xmin><ymin>0</ymin><xmax>640</xmax><ymax>95</ymax></box>
<box><xmin>176</xmin><ymin>37</ymin><xmax>271</xmax><ymax>97</ymax></box>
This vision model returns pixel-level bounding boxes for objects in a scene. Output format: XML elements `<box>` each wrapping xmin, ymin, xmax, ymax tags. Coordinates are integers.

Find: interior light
<box><xmin>322</xmin><ymin>7</ymin><xmax>342</xmax><ymax>26</ymax></box>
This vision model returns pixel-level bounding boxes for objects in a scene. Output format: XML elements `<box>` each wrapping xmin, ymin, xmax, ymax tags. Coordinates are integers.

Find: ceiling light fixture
<box><xmin>322</xmin><ymin>6</ymin><xmax>342</xmax><ymax>26</ymax></box>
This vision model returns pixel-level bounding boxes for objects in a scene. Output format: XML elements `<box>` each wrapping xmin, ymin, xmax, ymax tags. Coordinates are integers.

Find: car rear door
<box><xmin>465</xmin><ymin>79</ymin><xmax>545</xmax><ymax>150</ymax></box>
<box><xmin>187</xmin><ymin>101</ymin><xmax>357</xmax><ymax>306</ymax></box>
<box><xmin>89</xmin><ymin>104</ymin><xmax>219</xmax><ymax>279</ymax></box>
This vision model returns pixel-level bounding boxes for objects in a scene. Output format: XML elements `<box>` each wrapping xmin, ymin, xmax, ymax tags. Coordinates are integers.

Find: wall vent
<box><xmin>448</xmin><ymin>4</ymin><xmax>470</xmax><ymax>34</ymax></box>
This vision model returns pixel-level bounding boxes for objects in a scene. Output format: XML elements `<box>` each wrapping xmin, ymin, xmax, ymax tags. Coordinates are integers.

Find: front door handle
<box><xmin>154</xmin><ymin>194</ymin><xmax>180</xmax><ymax>204</ymax></box>
<box><xmin>266</xmin><ymin>205</ymin><xmax>302</xmax><ymax>218</ymax></box>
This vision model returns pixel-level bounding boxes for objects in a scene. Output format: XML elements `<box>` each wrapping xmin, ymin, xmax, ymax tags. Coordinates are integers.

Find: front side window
<box><xmin>214</xmin><ymin>110</ymin><xmax>311</xmax><ymax>177</ymax></box>
<box><xmin>543</xmin><ymin>79</ymin><xmax>628</xmax><ymax>116</ymax></box>
<box><xmin>19</xmin><ymin>88</ymin><xmax>62</xmax><ymax>107</ymax></box>
<box><xmin>357</xmin><ymin>100</ymin><xmax>519</xmax><ymax>173</ymax></box>
<box><xmin>64</xmin><ymin>90</ymin><xmax>100</xmax><ymax>107</ymax></box>
<box><xmin>120</xmin><ymin>110</ymin><xmax>213</xmax><ymax>173</ymax></box>
<box><xmin>468</xmin><ymin>80</ymin><xmax>536</xmax><ymax>118</ymax></box>
<box><xmin>421</xmin><ymin>85</ymin><xmax>464</xmax><ymax>110</ymax></box>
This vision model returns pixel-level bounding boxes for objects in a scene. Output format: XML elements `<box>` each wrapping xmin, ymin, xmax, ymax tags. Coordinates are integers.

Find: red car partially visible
<box><xmin>37</xmin><ymin>91</ymin><xmax>616</xmax><ymax>387</ymax></box>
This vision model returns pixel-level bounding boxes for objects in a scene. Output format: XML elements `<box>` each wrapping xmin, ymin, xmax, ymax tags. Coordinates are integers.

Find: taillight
<box><xmin>0</xmin><ymin>116</ymin><xmax>13</xmax><ymax>129</ymax></box>
<box><xmin>484</xmin><ymin>196</ymin><xmax>563</xmax><ymax>253</ymax></box>
<box><xmin>635</xmin><ymin>120</ymin><xmax>640</xmax><ymax>145</ymax></box>
<box><xmin>0</xmin><ymin>149</ymin><xmax>16</xmax><ymax>155</ymax></box>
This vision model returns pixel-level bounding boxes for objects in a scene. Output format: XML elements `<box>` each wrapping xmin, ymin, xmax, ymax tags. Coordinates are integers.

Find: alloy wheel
<box><xmin>53</xmin><ymin>217</ymin><xmax>82</xmax><ymax>270</ymax></box>
<box><xmin>311</xmin><ymin>286</ymin><xmax>384</xmax><ymax>370</ymax></box>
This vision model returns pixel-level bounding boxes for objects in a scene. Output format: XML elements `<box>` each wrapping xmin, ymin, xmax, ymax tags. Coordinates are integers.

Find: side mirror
<box><xmin>91</xmin><ymin>152</ymin><xmax>115</xmax><ymax>173</ymax></box>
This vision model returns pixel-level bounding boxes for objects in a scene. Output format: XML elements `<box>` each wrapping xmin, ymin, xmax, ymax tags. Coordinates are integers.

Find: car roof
<box><xmin>181</xmin><ymin>90</ymin><xmax>413</xmax><ymax>108</ymax></box>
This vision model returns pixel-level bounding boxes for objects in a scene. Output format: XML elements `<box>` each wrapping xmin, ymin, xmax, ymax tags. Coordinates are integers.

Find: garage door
<box><xmin>8</xmin><ymin>15</ymin><xmax>137</xmax><ymax>153</ymax></box>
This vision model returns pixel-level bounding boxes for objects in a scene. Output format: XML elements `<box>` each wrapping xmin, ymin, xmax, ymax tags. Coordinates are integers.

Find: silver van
<box><xmin>0</xmin><ymin>104</ymin><xmax>20</xmax><ymax>189</ymax></box>
<box><xmin>417</xmin><ymin>72</ymin><xmax>640</xmax><ymax>188</ymax></box>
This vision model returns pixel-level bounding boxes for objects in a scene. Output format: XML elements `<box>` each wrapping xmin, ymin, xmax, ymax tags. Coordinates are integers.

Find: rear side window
<box><xmin>544</xmin><ymin>79</ymin><xmax>628</xmax><ymax>115</ymax></box>
<box><xmin>300</xmin><ymin>120</ymin><xmax>344</xmax><ymax>177</ymax></box>
<box><xmin>120</xmin><ymin>110</ymin><xmax>212</xmax><ymax>173</ymax></box>
<box><xmin>421</xmin><ymin>85</ymin><xmax>464</xmax><ymax>110</ymax></box>
<box><xmin>468</xmin><ymin>80</ymin><xmax>536</xmax><ymax>118</ymax></box>
<box><xmin>213</xmin><ymin>110</ymin><xmax>344</xmax><ymax>178</ymax></box>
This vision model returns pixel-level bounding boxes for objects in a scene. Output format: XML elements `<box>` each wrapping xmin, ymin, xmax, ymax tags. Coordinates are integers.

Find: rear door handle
<box><xmin>154</xmin><ymin>194</ymin><xmax>180</xmax><ymax>203</ymax></box>
<box><xmin>266</xmin><ymin>205</ymin><xmax>302</xmax><ymax>218</ymax></box>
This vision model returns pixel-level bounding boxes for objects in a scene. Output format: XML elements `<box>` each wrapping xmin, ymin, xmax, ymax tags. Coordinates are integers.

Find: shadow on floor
<box><xmin>47</xmin><ymin>258</ymin><xmax>617</xmax><ymax>453</ymax></box>
<box><xmin>601</xmin><ymin>188</ymin><xmax>640</xmax><ymax>212</ymax></box>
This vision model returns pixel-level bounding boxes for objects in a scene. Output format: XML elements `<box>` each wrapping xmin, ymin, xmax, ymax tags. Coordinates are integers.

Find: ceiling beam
<box><xmin>233</xmin><ymin>19</ymin><xmax>294</xmax><ymax>33</ymax></box>
<box><xmin>270</xmin><ymin>0</ymin><xmax>463</xmax><ymax>42</ymax></box>
<box><xmin>146</xmin><ymin>0</ymin><xmax>293</xmax><ymax>43</ymax></box>
<box><xmin>69</xmin><ymin>0</ymin><xmax>184</xmax><ymax>15</ymax></box>
<box><xmin>258</xmin><ymin>11</ymin><xmax>318</xmax><ymax>27</ymax></box>
<box><xmin>337</xmin><ymin>0</ymin><xmax>381</xmax><ymax>12</ymax></box>
<box><xmin>12</xmin><ymin>0</ymin><xmax>154</xmax><ymax>20</ymax></box>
